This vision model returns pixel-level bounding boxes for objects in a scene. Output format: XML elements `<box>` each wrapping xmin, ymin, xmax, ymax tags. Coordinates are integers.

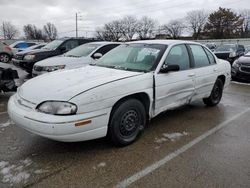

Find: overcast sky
<box><xmin>0</xmin><ymin>0</ymin><xmax>249</xmax><ymax>38</ymax></box>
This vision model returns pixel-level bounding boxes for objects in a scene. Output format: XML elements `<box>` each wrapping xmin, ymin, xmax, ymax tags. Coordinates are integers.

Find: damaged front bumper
<box><xmin>8</xmin><ymin>94</ymin><xmax>110</xmax><ymax>142</ymax></box>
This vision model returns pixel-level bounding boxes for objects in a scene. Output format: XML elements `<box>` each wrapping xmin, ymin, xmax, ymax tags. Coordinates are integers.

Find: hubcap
<box><xmin>0</xmin><ymin>54</ymin><xmax>9</xmax><ymax>63</ymax></box>
<box><xmin>120</xmin><ymin>110</ymin><xmax>139</xmax><ymax>138</ymax></box>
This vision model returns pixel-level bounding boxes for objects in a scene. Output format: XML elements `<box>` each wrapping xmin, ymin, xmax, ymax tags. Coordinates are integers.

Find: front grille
<box><xmin>33</xmin><ymin>66</ymin><xmax>43</xmax><ymax>72</ymax></box>
<box><xmin>15</xmin><ymin>54</ymin><xmax>23</xmax><ymax>60</ymax></box>
<box><xmin>240</xmin><ymin>66</ymin><xmax>250</xmax><ymax>74</ymax></box>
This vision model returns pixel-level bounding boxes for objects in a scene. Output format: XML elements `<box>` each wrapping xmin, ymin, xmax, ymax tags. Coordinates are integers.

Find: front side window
<box><xmin>189</xmin><ymin>45</ymin><xmax>210</xmax><ymax>68</ymax></box>
<box><xmin>164</xmin><ymin>44</ymin><xmax>190</xmax><ymax>71</ymax></box>
<box><xmin>95</xmin><ymin>43</ymin><xmax>166</xmax><ymax>72</ymax></box>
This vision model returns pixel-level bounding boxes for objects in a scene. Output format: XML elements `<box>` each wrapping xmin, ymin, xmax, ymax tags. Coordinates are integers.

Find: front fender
<box><xmin>70</xmin><ymin>73</ymin><xmax>154</xmax><ymax>114</ymax></box>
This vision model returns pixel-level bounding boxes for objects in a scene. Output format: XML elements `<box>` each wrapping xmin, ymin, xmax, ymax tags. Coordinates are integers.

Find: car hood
<box><xmin>18</xmin><ymin>65</ymin><xmax>143</xmax><ymax>104</ymax></box>
<box><xmin>25</xmin><ymin>48</ymin><xmax>55</xmax><ymax>56</ymax></box>
<box><xmin>16</xmin><ymin>49</ymin><xmax>43</xmax><ymax>56</ymax></box>
<box><xmin>237</xmin><ymin>56</ymin><xmax>250</xmax><ymax>65</ymax></box>
<box><xmin>34</xmin><ymin>56</ymin><xmax>92</xmax><ymax>67</ymax></box>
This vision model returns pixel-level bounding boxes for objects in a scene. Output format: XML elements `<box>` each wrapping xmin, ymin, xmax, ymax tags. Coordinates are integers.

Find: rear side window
<box><xmin>164</xmin><ymin>44</ymin><xmax>190</xmax><ymax>70</ymax></box>
<box><xmin>189</xmin><ymin>45</ymin><xmax>210</xmax><ymax>68</ymax></box>
<box><xmin>204</xmin><ymin>48</ymin><xmax>216</xmax><ymax>64</ymax></box>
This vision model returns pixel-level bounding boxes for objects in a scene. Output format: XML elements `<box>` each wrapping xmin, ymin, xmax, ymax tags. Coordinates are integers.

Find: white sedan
<box><xmin>32</xmin><ymin>41</ymin><xmax>120</xmax><ymax>77</ymax></box>
<box><xmin>8</xmin><ymin>40</ymin><xmax>231</xmax><ymax>146</ymax></box>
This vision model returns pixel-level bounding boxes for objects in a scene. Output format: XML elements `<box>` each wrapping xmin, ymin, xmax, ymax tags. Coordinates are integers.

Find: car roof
<box><xmin>85</xmin><ymin>41</ymin><xmax>121</xmax><ymax>45</ymax></box>
<box><xmin>128</xmin><ymin>40</ymin><xmax>201</xmax><ymax>46</ymax></box>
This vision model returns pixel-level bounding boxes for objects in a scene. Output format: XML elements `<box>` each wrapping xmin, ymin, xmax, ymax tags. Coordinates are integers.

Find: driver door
<box><xmin>154</xmin><ymin>44</ymin><xmax>195</xmax><ymax>116</ymax></box>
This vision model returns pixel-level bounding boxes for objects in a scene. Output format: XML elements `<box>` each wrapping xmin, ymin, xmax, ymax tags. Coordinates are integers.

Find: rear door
<box><xmin>188</xmin><ymin>44</ymin><xmax>218</xmax><ymax>100</ymax></box>
<box><xmin>154</xmin><ymin>44</ymin><xmax>195</xmax><ymax>115</ymax></box>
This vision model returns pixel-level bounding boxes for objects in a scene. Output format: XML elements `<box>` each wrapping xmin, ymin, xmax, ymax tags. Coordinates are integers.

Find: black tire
<box><xmin>203</xmin><ymin>79</ymin><xmax>224</xmax><ymax>107</ymax></box>
<box><xmin>0</xmin><ymin>53</ymin><xmax>11</xmax><ymax>63</ymax></box>
<box><xmin>108</xmin><ymin>99</ymin><xmax>146</xmax><ymax>146</ymax></box>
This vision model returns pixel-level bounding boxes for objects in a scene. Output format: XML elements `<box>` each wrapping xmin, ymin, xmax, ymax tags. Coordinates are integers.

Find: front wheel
<box><xmin>0</xmin><ymin>53</ymin><xmax>11</xmax><ymax>63</ymax></box>
<box><xmin>203</xmin><ymin>79</ymin><xmax>224</xmax><ymax>107</ymax></box>
<box><xmin>108</xmin><ymin>99</ymin><xmax>146</xmax><ymax>146</ymax></box>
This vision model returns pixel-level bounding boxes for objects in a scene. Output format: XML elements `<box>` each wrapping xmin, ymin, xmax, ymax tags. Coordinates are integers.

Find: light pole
<box><xmin>76</xmin><ymin>13</ymin><xmax>78</xmax><ymax>38</ymax></box>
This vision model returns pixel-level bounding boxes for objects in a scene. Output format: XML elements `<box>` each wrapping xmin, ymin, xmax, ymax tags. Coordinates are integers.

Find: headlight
<box><xmin>44</xmin><ymin>65</ymin><xmax>65</xmax><ymax>72</ymax></box>
<box><xmin>24</xmin><ymin>54</ymin><xmax>36</xmax><ymax>60</ymax></box>
<box><xmin>229</xmin><ymin>52</ymin><xmax>237</xmax><ymax>58</ymax></box>
<box><xmin>232</xmin><ymin>61</ymin><xmax>240</xmax><ymax>68</ymax></box>
<box><xmin>37</xmin><ymin>101</ymin><xmax>77</xmax><ymax>115</ymax></box>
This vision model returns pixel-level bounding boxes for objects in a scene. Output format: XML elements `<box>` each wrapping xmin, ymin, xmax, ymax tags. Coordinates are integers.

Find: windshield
<box><xmin>94</xmin><ymin>43</ymin><xmax>166</xmax><ymax>72</ymax></box>
<box><xmin>215</xmin><ymin>44</ymin><xmax>236</xmax><ymax>52</ymax></box>
<box><xmin>42</xmin><ymin>40</ymin><xmax>63</xmax><ymax>50</ymax></box>
<box><xmin>64</xmin><ymin>43</ymin><xmax>101</xmax><ymax>58</ymax></box>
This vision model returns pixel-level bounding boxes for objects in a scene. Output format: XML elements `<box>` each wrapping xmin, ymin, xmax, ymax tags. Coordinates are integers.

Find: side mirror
<box><xmin>160</xmin><ymin>64</ymin><xmax>180</xmax><ymax>73</ymax></box>
<box><xmin>93</xmin><ymin>53</ymin><xmax>103</xmax><ymax>59</ymax></box>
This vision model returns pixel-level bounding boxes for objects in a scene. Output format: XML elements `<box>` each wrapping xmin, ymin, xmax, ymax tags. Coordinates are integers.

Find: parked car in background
<box><xmin>244</xmin><ymin>45</ymin><xmax>250</xmax><ymax>54</ymax></box>
<box><xmin>18</xmin><ymin>38</ymin><xmax>98</xmax><ymax>73</ymax></box>
<box><xmin>0</xmin><ymin>41</ymin><xmax>37</xmax><ymax>63</ymax></box>
<box><xmin>8</xmin><ymin>40</ymin><xmax>231</xmax><ymax>146</ymax></box>
<box><xmin>0</xmin><ymin>63</ymin><xmax>19</xmax><ymax>92</ymax></box>
<box><xmin>12</xmin><ymin>43</ymin><xmax>47</xmax><ymax>67</ymax></box>
<box><xmin>9</xmin><ymin>41</ymin><xmax>38</xmax><ymax>54</ymax></box>
<box><xmin>205</xmin><ymin>43</ymin><xmax>216</xmax><ymax>51</ymax></box>
<box><xmin>32</xmin><ymin>41</ymin><xmax>120</xmax><ymax>77</ymax></box>
<box><xmin>214</xmin><ymin>44</ymin><xmax>245</xmax><ymax>64</ymax></box>
<box><xmin>231</xmin><ymin>52</ymin><xmax>250</xmax><ymax>82</ymax></box>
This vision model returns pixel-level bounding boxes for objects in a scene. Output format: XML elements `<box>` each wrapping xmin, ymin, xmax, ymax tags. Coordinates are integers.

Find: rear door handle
<box><xmin>214</xmin><ymin>68</ymin><xmax>218</xmax><ymax>71</ymax></box>
<box><xmin>188</xmin><ymin>73</ymin><xmax>195</xmax><ymax>77</ymax></box>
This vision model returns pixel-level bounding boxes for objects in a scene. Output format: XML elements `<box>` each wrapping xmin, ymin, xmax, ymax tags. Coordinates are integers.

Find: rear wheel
<box><xmin>0</xmin><ymin>53</ymin><xmax>11</xmax><ymax>63</ymax></box>
<box><xmin>108</xmin><ymin>99</ymin><xmax>146</xmax><ymax>146</ymax></box>
<box><xmin>203</xmin><ymin>79</ymin><xmax>224</xmax><ymax>106</ymax></box>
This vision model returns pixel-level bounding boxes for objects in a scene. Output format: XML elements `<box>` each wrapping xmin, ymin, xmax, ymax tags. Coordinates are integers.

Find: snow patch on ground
<box><xmin>0</xmin><ymin>158</ymin><xmax>48</xmax><ymax>186</ymax></box>
<box><xmin>231</xmin><ymin>81</ymin><xmax>250</xmax><ymax>86</ymax></box>
<box><xmin>154</xmin><ymin>132</ymin><xmax>189</xmax><ymax>144</ymax></box>
<box><xmin>93</xmin><ymin>162</ymin><xmax>106</xmax><ymax>170</ymax></box>
<box><xmin>0</xmin><ymin>120</ymin><xmax>14</xmax><ymax>128</ymax></box>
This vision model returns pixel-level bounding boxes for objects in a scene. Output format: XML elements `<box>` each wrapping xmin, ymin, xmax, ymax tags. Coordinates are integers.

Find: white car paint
<box><xmin>8</xmin><ymin>40</ymin><xmax>231</xmax><ymax>142</ymax></box>
<box><xmin>32</xmin><ymin>41</ymin><xmax>120</xmax><ymax>77</ymax></box>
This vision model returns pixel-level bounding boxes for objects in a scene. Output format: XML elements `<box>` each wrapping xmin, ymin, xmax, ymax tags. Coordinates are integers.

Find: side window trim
<box><xmin>203</xmin><ymin>47</ymin><xmax>216</xmax><ymax>65</ymax></box>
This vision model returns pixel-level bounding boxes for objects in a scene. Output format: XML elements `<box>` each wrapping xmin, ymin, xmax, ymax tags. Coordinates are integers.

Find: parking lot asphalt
<box><xmin>0</xmin><ymin>81</ymin><xmax>250</xmax><ymax>188</ymax></box>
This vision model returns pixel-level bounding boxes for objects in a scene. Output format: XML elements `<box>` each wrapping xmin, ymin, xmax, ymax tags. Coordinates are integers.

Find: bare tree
<box><xmin>0</xmin><ymin>21</ymin><xmax>19</xmax><ymax>39</ymax></box>
<box><xmin>186</xmin><ymin>10</ymin><xmax>208</xmax><ymax>39</ymax></box>
<box><xmin>137</xmin><ymin>16</ymin><xmax>156</xmax><ymax>39</ymax></box>
<box><xmin>23</xmin><ymin>24</ymin><xmax>44</xmax><ymax>40</ymax></box>
<box><xmin>239</xmin><ymin>9</ymin><xmax>250</xmax><ymax>37</ymax></box>
<box><xmin>96</xmin><ymin>20</ymin><xmax>123</xmax><ymax>41</ymax></box>
<box><xmin>162</xmin><ymin>19</ymin><xmax>185</xmax><ymax>39</ymax></box>
<box><xmin>121</xmin><ymin>16</ymin><xmax>138</xmax><ymax>41</ymax></box>
<box><xmin>43</xmin><ymin>22</ymin><xmax>58</xmax><ymax>41</ymax></box>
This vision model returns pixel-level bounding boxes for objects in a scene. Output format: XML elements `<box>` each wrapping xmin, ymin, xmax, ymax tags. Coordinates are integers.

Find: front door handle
<box><xmin>188</xmin><ymin>73</ymin><xmax>195</xmax><ymax>77</ymax></box>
